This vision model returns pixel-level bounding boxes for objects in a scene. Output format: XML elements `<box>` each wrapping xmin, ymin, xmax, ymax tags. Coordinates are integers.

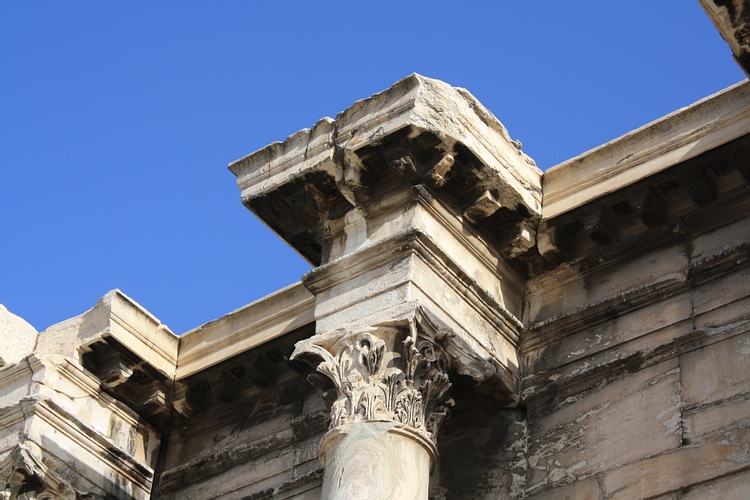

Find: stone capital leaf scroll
<box><xmin>292</xmin><ymin>307</ymin><xmax>495</xmax><ymax>444</ymax></box>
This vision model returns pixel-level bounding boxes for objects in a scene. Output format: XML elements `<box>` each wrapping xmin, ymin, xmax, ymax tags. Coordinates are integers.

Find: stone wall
<box><xmin>3</xmin><ymin>22</ymin><xmax>750</xmax><ymax>496</ymax></box>
<box><xmin>522</xmin><ymin>210</ymin><xmax>750</xmax><ymax>498</ymax></box>
<box><xmin>157</xmin><ymin>325</ymin><xmax>326</xmax><ymax>500</ymax></box>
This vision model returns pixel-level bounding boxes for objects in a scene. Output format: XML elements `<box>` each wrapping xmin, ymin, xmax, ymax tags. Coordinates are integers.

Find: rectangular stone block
<box><xmin>681</xmin><ymin>331</ymin><xmax>750</xmax><ymax>407</ymax></box>
<box><xmin>309</xmin><ymin>253</ymin><xmax>413</xmax><ymax>332</ymax></box>
<box><xmin>280</xmin><ymin>487</ymin><xmax>322</xmax><ymax>500</ymax></box>
<box><xmin>526</xmin><ymin>477</ymin><xmax>600</xmax><ymax>500</ymax></box>
<box><xmin>523</xmin><ymin>320</ymin><xmax>694</xmax><ymax>401</ymax></box>
<box><xmin>684</xmin><ymin>397</ymin><xmax>750</xmax><ymax>442</ymax></box>
<box><xmin>527</xmin><ymin>292</ymin><xmax>693</xmax><ymax>374</ymax></box>
<box><xmin>690</xmin><ymin>215</ymin><xmax>750</xmax><ymax>265</ymax></box>
<box><xmin>409</xmin><ymin>256</ymin><xmax>520</xmax><ymax>371</ymax></box>
<box><xmin>526</xmin><ymin>244</ymin><xmax>688</xmax><ymax>324</ymax></box>
<box><xmin>602</xmin><ymin>427</ymin><xmax>750</xmax><ymax>500</ymax></box>
<box><xmin>680</xmin><ymin>469</ymin><xmax>750</xmax><ymax>499</ymax></box>
<box><xmin>527</xmin><ymin>359</ymin><xmax>681</xmax><ymax>490</ymax></box>
<box><xmin>692</xmin><ymin>266</ymin><xmax>750</xmax><ymax>317</ymax></box>
<box><xmin>163</xmin><ymin>448</ymin><xmax>295</xmax><ymax>500</ymax></box>
<box><xmin>0</xmin><ymin>361</ymin><xmax>35</xmax><ymax>408</ymax></box>
<box><xmin>695</xmin><ymin>296</ymin><xmax>750</xmax><ymax>340</ymax></box>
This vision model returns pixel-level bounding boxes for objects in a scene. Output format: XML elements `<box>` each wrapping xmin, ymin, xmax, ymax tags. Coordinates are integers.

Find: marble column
<box><xmin>292</xmin><ymin>321</ymin><xmax>454</xmax><ymax>499</ymax></box>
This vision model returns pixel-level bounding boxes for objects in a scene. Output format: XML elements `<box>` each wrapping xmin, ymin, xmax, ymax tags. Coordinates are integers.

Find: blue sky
<box><xmin>1</xmin><ymin>2</ymin><xmax>745</xmax><ymax>334</ymax></box>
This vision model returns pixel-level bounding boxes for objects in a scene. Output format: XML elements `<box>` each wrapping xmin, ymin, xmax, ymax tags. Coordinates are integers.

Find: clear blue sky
<box><xmin>1</xmin><ymin>2</ymin><xmax>745</xmax><ymax>334</ymax></box>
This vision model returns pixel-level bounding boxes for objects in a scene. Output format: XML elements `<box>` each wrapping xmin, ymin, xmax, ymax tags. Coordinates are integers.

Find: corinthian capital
<box><xmin>292</xmin><ymin>313</ymin><xmax>457</xmax><ymax>444</ymax></box>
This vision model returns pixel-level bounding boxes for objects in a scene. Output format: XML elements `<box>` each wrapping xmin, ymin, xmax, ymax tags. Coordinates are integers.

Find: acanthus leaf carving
<box><xmin>291</xmin><ymin>315</ymin><xmax>457</xmax><ymax>444</ymax></box>
<box><xmin>394</xmin><ymin>389</ymin><xmax>423</xmax><ymax>428</ymax></box>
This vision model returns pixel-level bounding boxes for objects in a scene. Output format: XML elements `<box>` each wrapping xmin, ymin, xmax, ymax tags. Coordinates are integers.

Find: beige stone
<box><xmin>162</xmin><ymin>449</ymin><xmax>296</xmax><ymax>500</ymax></box>
<box><xmin>681</xmin><ymin>331</ymin><xmax>750</xmax><ymax>407</ymax></box>
<box><xmin>229</xmin><ymin>74</ymin><xmax>542</xmax><ymax>229</ymax></box>
<box><xmin>0</xmin><ymin>304</ymin><xmax>37</xmax><ymax>368</ymax></box>
<box><xmin>5</xmin><ymin>16</ymin><xmax>750</xmax><ymax>497</ymax></box>
<box><xmin>602</xmin><ymin>427</ymin><xmax>750</xmax><ymax>500</ymax></box>
<box><xmin>36</xmin><ymin>289</ymin><xmax>178</xmax><ymax>378</ymax></box>
<box><xmin>543</xmin><ymin>80</ymin><xmax>750</xmax><ymax>219</ymax></box>
<box><xmin>692</xmin><ymin>266</ymin><xmax>750</xmax><ymax>318</ymax></box>
<box><xmin>526</xmin><ymin>291</ymin><xmax>693</xmax><ymax>374</ymax></box>
<box><xmin>527</xmin><ymin>360</ymin><xmax>682</xmax><ymax>489</ymax></box>
<box><xmin>0</xmin><ymin>356</ymin><xmax>160</xmax><ymax>499</ymax></box>
<box><xmin>684</xmin><ymin>396</ymin><xmax>750</xmax><ymax>442</ymax></box>
<box><xmin>680</xmin><ymin>469</ymin><xmax>750</xmax><ymax>499</ymax></box>
<box><xmin>526</xmin><ymin>477</ymin><xmax>600</xmax><ymax>500</ymax></box>
<box><xmin>691</xmin><ymin>215</ymin><xmax>750</xmax><ymax>265</ymax></box>
<box><xmin>525</xmin><ymin>243</ymin><xmax>688</xmax><ymax>325</ymax></box>
<box><xmin>319</xmin><ymin>422</ymin><xmax>432</xmax><ymax>500</ymax></box>
<box><xmin>522</xmin><ymin>320</ymin><xmax>694</xmax><ymax>402</ymax></box>
<box><xmin>177</xmin><ymin>282</ymin><xmax>315</xmax><ymax>379</ymax></box>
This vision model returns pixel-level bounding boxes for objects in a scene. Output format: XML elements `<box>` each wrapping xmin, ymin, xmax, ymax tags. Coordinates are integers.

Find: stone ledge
<box><xmin>228</xmin><ymin>74</ymin><xmax>542</xmax><ymax>266</ymax></box>
<box><xmin>544</xmin><ymin>80</ymin><xmax>750</xmax><ymax>219</ymax></box>
<box><xmin>177</xmin><ymin>282</ymin><xmax>315</xmax><ymax>380</ymax></box>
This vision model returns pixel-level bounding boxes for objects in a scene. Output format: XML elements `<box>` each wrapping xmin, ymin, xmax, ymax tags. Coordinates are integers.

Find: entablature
<box><xmin>228</xmin><ymin>74</ymin><xmax>542</xmax><ymax>267</ymax></box>
<box><xmin>542</xmin><ymin>80</ymin><xmax>750</xmax><ymax>220</ymax></box>
<box><xmin>176</xmin><ymin>282</ymin><xmax>315</xmax><ymax>380</ymax></box>
<box><xmin>534</xmin><ymin>132</ymin><xmax>750</xmax><ymax>273</ymax></box>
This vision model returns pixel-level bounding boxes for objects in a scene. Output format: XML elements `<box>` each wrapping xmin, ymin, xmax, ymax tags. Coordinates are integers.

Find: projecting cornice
<box><xmin>229</xmin><ymin>74</ymin><xmax>542</xmax><ymax>265</ymax></box>
<box><xmin>543</xmin><ymin>80</ymin><xmax>750</xmax><ymax>219</ymax></box>
<box><xmin>535</xmin><ymin>81</ymin><xmax>750</xmax><ymax>270</ymax></box>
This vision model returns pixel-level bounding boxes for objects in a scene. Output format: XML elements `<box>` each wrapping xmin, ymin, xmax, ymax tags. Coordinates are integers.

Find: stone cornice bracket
<box><xmin>291</xmin><ymin>307</ymin><xmax>497</xmax><ymax>449</ymax></box>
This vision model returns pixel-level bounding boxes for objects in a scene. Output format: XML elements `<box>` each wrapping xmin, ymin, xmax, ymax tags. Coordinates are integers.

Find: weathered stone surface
<box><xmin>229</xmin><ymin>75</ymin><xmax>542</xmax><ymax>259</ymax></box>
<box><xmin>527</xmin><ymin>359</ymin><xmax>682</xmax><ymax>490</ymax></box>
<box><xmin>158</xmin><ymin>324</ymin><xmax>327</xmax><ymax>500</ymax></box>
<box><xmin>680</xmin><ymin>469</ymin><xmax>750</xmax><ymax>499</ymax></box>
<box><xmin>602</xmin><ymin>426</ymin><xmax>750</xmax><ymax>500</ymax></box>
<box><xmin>319</xmin><ymin>422</ymin><xmax>432</xmax><ymax>500</ymax></box>
<box><xmin>177</xmin><ymin>282</ymin><xmax>315</xmax><ymax>379</ymax></box>
<box><xmin>681</xmin><ymin>331</ymin><xmax>750</xmax><ymax>407</ymax></box>
<box><xmin>0</xmin><ymin>304</ymin><xmax>37</xmax><ymax>367</ymax></box>
<box><xmin>292</xmin><ymin>319</ymin><xmax>454</xmax><ymax>448</ymax></box>
<box><xmin>36</xmin><ymin>289</ymin><xmax>178</xmax><ymax>378</ymax></box>
<box><xmin>525</xmin><ymin>243</ymin><xmax>689</xmax><ymax>325</ymax></box>
<box><xmin>684</xmin><ymin>395</ymin><xmax>750</xmax><ymax>444</ymax></box>
<box><xmin>526</xmin><ymin>477</ymin><xmax>600</xmax><ymax>500</ymax></box>
<box><xmin>0</xmin><ymin>356</ymin><xmax>160</xmax><ymax>500</ymax></box>
<box><xmin>543</xmin><ymin>80</ymin><xmax>750</xmax><ymax>218</ymax></box>
<box><xmin>523</xmin><ymin>321</ymin><xmax>695</xmax><ymax>406</ymax></box>
<box><xmin>525</xmin><ymin>291</ymin><xmax>693</xmax><ymax>375</ymax></box>
<box><xmin>690</xmin><ymin>215</ymin><xmax>750</xmax><ymax>265</ymax></box>
<box><xmin>693</xmin><ymin>265</ymin><xmax>750</xmax><ymax>318</ymax></box>
<box><xmin>700</xmin><ymin>0</ymin><xmax>750</xmax><ymax>76</ymax></box>
<box><xmin>430</xmin><ymin>403</ymin><xmax>527</xmax><ymax>499</ymax></box>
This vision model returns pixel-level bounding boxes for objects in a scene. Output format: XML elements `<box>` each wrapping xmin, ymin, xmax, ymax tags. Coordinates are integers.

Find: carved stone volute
<box><xmin>292</xmin><ymin>315</ymin><xmax>457</xmax><ymax>445</ymax></box>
